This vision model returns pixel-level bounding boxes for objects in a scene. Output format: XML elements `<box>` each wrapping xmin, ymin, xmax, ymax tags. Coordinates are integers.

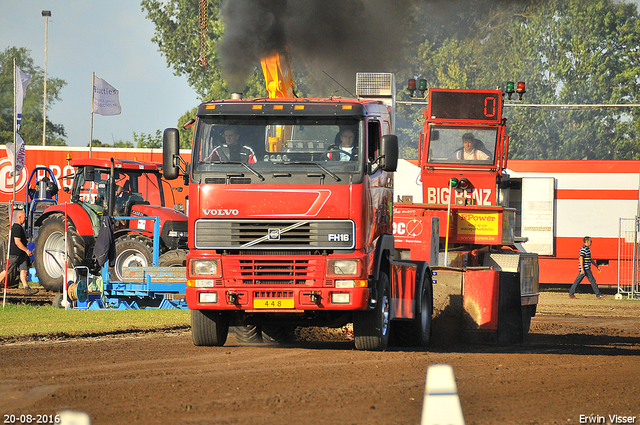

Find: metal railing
<box><xmin>618</xmin><ymin>217</ymin><xmax>640</xmax><ymax>299</ymax></box>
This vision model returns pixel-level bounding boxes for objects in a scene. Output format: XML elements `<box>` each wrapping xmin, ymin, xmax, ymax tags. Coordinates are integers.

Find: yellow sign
<box><xmin>253</xmin><ymin>299</ymin><xmax>295</xmax><ymax>309</ymax></box>
<box><xmin>457</xmin><ymin>212</ymin><xmax>499</xmax><ymax>236</ymax></box>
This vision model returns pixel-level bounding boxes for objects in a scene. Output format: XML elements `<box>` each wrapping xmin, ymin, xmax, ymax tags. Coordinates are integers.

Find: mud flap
<box><xmin>497</xmin><ymin>272</ymin><xmax>524</xmax><ymax>344</ymax></box>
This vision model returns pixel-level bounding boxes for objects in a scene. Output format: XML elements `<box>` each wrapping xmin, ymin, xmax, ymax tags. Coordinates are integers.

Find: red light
<box><xmin>516</xmin><ymin>81</ymin><xmax>526</xmax><ymax>100</ymax></box>
<box><xmin>407</xmin><ymin>79</ymin><xmax>417</xmax><ymax>97</ymax></box>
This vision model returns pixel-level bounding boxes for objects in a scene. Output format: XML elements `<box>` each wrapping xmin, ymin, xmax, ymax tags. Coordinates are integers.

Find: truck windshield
<box><xmin>427</xmin><ymin>126</ymin><xmax>498</xmax><ymax>165</ymax></box>
<box><xmin>192</xmin><ymin>116</ymin><xmax>364</xmax><ymax>177</ymax></box>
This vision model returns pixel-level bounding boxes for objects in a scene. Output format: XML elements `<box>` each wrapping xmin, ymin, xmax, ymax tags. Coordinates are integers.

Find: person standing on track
<box><xmin>0</xmin><ymin>210</ymin><xmax>38</xmax><ymax>295</ymax></box>
<box><xmin>569</xmin><ymin>236</ymin><xmax>606</xmax><ymax>300</ymax></box>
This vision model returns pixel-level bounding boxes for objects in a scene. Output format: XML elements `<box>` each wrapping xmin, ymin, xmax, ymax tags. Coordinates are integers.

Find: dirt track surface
<box><xmin>1</xmin><ymin>291</ymin><xmax>639</xmax><ymax>425</ymax></box>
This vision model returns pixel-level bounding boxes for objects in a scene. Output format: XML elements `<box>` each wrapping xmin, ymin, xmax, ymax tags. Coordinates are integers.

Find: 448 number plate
<box><xmin>253</xmin><ymin>299</ymin><xmax>294</xmax><ymax>309</ymax></box>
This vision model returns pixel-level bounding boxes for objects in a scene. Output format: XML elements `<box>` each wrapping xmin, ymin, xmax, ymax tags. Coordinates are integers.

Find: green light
<box><xmin>449</xmin><ymin>177</ymin><xmax>459</xmax><ymax>187</ymax></box>
<box><xmin>418</xmin><ymin>79</ymin><xmax>427</xmax><ymax>90</ymax></box>
<box><xmin>506</xmin><ymin>82</ymin><xmax>515</xmax><ymax>93</ymax></box>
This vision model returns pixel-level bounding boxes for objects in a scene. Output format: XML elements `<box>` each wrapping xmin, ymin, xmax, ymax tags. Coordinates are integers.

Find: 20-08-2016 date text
<box><xmin>4</xmin><ymin>414</ymin><xmax>60</xmax><ymax>424</ymax></box>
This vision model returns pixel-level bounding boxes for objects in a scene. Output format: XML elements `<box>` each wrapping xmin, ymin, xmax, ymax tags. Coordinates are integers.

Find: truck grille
<box><xmin>225</xmin><ymin>258</ymin><xmax>323</xmax><ymax>285</ymax></box>
<box><xmin>195</xmin><ymin>219</ymin><xmax>355</xmax><ymax>250</ymax></box>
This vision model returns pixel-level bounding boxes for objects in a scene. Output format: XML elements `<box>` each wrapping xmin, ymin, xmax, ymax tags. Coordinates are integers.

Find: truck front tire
<box><xmin>191</xmin><ymin>309</ymin><xmax>229</xmax><ymax>346</ymax></box>
<box><xmin>353</xmin><ymin>272</ymin><xmax>391</xmax><ymax>351</ymax></box>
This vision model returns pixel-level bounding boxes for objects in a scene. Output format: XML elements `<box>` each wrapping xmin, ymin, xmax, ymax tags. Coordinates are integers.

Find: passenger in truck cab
<box><xmin>328</xmin><ymin>128</ymin><xmax>358</xmax><ymax>161</ymax></box>
<box><xmin>205</xmin><ymin>127</ymin><xmax>257</xmax><ymax>163</ymax></box>
<box><xmin>454</xmin><ymin>133</ymin><xmax>491</xmax><ymax>161</ymax></box>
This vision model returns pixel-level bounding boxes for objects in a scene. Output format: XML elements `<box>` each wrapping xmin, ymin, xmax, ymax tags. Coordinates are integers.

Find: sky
<box><xmin>0</xmin><ymin>0</ymin><xmax>199</xmax><ymax>147</ymax></box>
<box><xmin>2</xmin><ymin>0</ymin><xmax>640</xmax><ymax>149</ymax></box>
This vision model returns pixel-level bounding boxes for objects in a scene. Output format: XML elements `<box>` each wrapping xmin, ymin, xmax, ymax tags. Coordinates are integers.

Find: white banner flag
<box><xmin>92</xmin><ymin>76</ymin><xmax>122</xmax><ymax>116</ymax></box>
<box><xmin>15</xmin><ymin>66</ymin><xmax>32</xmax><ymax>130</ymax></box>
<box><xmin>7</xmin><ymin>66</ymin><xmax>31</xmax><ymax>177</ymax></box>
<box><xmin>6</xmin><ymin>133</ymin><xmax>26</xmax><ymax>177</ymax></box>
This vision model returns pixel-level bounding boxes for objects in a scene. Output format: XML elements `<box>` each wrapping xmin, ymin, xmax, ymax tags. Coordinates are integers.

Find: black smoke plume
<box><xmin>218</xmin><ymin>0</ymin><xmax>413</xmax><ymax>93</ymax></box>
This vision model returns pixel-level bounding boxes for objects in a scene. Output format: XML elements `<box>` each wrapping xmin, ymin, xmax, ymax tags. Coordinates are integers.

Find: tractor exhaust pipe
<box><xmin>108</xmin><ymin>158</ymin><xmax>116</xmax><ymax>216</ymax></box>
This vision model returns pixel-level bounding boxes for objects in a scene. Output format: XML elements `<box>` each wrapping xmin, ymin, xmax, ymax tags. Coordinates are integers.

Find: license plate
<box><xmin>253</xmin><ymin>299</ymin><xmax>295</xmax><ymax>309</ymax></box>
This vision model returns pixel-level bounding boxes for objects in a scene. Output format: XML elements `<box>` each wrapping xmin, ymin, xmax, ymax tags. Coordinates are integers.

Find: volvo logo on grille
<box><xmin>267</xmin><ymin>228</ymin><xmax>281</xmax><ymax>240</ymax></box>
<box><xmin>203</xmin><ymin>209</ymin><xmax>239</xmax><ymax>216</ymax></box>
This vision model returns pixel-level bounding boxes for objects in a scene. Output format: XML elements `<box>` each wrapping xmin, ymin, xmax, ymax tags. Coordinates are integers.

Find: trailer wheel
<box><xmin>191</xmin><ymin>309</ymin><xmax>229</xmax><ymax>346</ymax></box>
<box><xmin>158</xmin><ymin>249</ymin><xmax>187</xmax><ymax>267</ymax></box>
<box><xmin>261</xmin><ymin>325</ymin><xmax>292</xmax><ymax>344</ymax></box>
<box><xmin>111</xmin><ymin>235</ymin><xmax>153</xmax><ymax>281</ymax></box>
<box><xmin>393</xmin><ymin>281</ymin><xmax>433</xmax><ymax>347</ymax></box>
<box><xmin>353</xmin><ymin>272</ymin><xmax>391</xmax><ymax>351</ymax></box>
<box><xmin>234</xmin><ymin>325</ymin><xmax>263</xmax><ymax>343</ymax></box>
<box><xmin>34</xmin><ymin>215</ymin><xmax>86</xmax><ymax>292</ymax></box>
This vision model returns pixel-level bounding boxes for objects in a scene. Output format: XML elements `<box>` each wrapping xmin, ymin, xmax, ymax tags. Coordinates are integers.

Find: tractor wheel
<box><xmin>234</xmin><ymin>325</ymin><xmax>263</xmax><ymax>343</ymax></box>
<box><xmin>191</xmin><ymin>309</ymin><xmax>229</xmax><ymax>346</ymax></box>
<box><xmin>158</xmin><ymin>249</ymin><xmax>187</xmax><ymax>267</ymax></box>
<box><xmin>34</xmin><ymin>215</ymin><xmax>86</xmax><ymax>292</ymax></box>
<box><xmin>353</xmin><ymin>272</ymin><xmax>391</xmax><ymax>351</ymax></box>
<box><xmin>110</xmin><ymin>235</ymin><xmax>153</xmax><ymax>281</ymax></box>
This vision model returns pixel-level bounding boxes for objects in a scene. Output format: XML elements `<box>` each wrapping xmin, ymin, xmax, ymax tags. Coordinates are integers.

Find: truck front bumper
<box><xmin>186</xmin><ymin>287</ymin><xmax>370</xmax><ymax>312</ymax></box>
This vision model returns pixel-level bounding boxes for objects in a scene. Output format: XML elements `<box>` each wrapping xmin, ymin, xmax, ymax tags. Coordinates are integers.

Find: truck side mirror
<box><xmin>163</xmin><ymin>128</ymin><xmax>180</xmax><ymax>180</ymax></box>
<box><xmin>380</xmin><ymin>135</ymin><xmax>398</xmax><ymax>172</ymax></box>
<box><xmin>85</xmin><ymin>166</ymin><xmax>95</xmax><ymax>182</ymax></box>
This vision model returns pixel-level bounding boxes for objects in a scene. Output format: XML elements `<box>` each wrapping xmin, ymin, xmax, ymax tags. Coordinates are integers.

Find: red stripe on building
<box><xmin>555</xmin><ymin>189</ymin><xmax>639</xmax><ymax>200</ymax></box>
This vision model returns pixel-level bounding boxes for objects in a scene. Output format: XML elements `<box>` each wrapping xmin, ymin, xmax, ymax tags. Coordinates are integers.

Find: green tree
<box><xmin>134</xmin><ymin>130</ymin><xmax>162</xmax><ymax>148</ymax></box>
<box><xmin>0</xmin><ymin>47</ymin><xmax>67</xmax><ymax>146</ymax></box>
<box><xmin>404</xmin><ymin>0</ymin><xmax>640</xmax><ymax>160</ymax></box>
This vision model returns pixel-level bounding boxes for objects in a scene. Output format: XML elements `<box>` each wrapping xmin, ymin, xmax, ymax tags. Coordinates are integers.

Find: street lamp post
<box><xmin>42</xmin><ymin>10</ymin><xmax>51</xmax><ymax>146</ymax></box>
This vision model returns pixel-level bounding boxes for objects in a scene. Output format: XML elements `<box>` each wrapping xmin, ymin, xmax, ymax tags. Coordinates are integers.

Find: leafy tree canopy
<box><xmin>143</xmin><ymin>0</ymin><xmax>640</xmax><ymax>159</ymax></box>
<box><xmin>0</xmin><ymin>47</ymin><xmax>67</xmax><ymax>146</ymax></box>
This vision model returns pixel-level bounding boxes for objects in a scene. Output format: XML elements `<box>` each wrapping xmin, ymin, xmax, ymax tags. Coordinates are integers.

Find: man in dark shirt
<box><xmin>0</xmin><ymin>210</ymin><xmax>38</xmax><ymax>295</ymax></box>
<box><xmin>569</xmin><ymin>236</ymin><xmax>605</xmax><ymax>299</ymax></box>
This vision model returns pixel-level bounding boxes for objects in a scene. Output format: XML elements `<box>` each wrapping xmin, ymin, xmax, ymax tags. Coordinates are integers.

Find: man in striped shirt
<box><xmin>569</xmin><ymin>236</ymin><xmax>606</xmax><ymax>299</ymax></box>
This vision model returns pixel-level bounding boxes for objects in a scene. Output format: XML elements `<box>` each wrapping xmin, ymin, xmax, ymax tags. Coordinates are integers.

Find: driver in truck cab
<box><xmin>455</xmin><ymin>132</ymin><xmax>490</xmax><ymax>161</ymax></box>
<box><xmin>329</xmin><ymin>128</ymin><xmax>358</xmax><ymax>161</ymax></box>
<box><xmin>205</xmin><ymin>127</ymin><xmax>257</xmax><ymax>163</ymax></box>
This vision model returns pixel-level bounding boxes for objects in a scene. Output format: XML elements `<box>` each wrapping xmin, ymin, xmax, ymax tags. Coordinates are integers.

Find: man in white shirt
<box><xmin>337</xmin><ymin>129</ymin><xmax>356</xmax><ymax>161</ymax></box>
<box><xmin>456</xmin><ymin>133</ymin><xmax>490</xmax><ymax>161</ymax></box>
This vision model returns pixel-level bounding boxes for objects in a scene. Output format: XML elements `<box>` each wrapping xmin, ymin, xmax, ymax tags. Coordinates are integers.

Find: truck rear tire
<box><xmin>111</xmin><ymin>235</ymin><xmax>153</xmax><ymax>281</ymax></box>
<box><xmin>191</xmin><ymin>309</ymin><xmax>229</xmax><ymax>346</ymax></box>
<box><xmin>261</xmin><ymin>325</ymin><xmax>292</xmax><ymax>344</ymax></box>
<box><xmin>34</xmin><ymin>215</ymin><xmax>86</xmax><ymax>292</ymax></box>
<box><xmin>234</xmin><ymin>325</ymin><xmax>263</xmax><ymax>343</ymax></box>
<box><xmin>353</xmin><ymin>272</ymin><xmax>391</xmax><ymax>351</ymax></box>
<box><xmin>392</xmin><ymin>282</ymin><xmax>433</xmax><ymax>347</ymax></box>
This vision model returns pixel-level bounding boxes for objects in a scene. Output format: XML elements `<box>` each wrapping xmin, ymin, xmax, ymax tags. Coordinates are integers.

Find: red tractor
<box><xmin>31</xmin><ymin>158</ymin><xmax>188</xmax><ymax>292</ymax></box>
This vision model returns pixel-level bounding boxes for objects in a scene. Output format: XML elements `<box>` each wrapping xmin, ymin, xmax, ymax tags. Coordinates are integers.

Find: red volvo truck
<box><xmin>163</xmin><ymin>73</ymin><xmax>435</xmax><ymax>350</ymax></box>
<box><xmin>393</xmin><ymin>87</ymin><xmax>539</xmax><ymax>343</ymax></box>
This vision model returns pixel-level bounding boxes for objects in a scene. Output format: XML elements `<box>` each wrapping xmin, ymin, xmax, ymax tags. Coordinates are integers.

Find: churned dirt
<box><xmin>1</xmin><ymin>290</ymin><xmax>639</xmax><ymax>425</ymax></box>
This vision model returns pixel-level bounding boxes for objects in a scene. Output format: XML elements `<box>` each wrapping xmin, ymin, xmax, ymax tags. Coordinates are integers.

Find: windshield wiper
<box><xmin>210</xmin><ymin>161</ymin><xmax>265</xmax><ymax>181</ymax></box>
<box><xmin>281</xmin><ymin>162</ymin><xmax>341</xmax><ymax>182</ymax></box>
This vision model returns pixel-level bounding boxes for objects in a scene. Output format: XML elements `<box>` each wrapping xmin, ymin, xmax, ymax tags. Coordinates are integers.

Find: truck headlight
<box><xmin>191</xmin><ymin>259</ymin><xmax>221</xmax><ymax>277</ymax></box>
<box><xmin>327</xmin><ymin>259</ymin><xmax>361</xmax><ymax>277</ymax></box>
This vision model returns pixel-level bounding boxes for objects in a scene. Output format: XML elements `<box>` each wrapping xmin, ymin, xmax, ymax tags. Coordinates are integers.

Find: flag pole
<box><xmin>90</xmin><ymin>72</ymin><xmax>94</xmax><ymax>158</ymax></box>
<box><xmin>12</xmin><ymin>60</ymin><xmax>17</xmax><ymax>204</ymax></box>
<box><xmin>4</xmin><ymin>61</ymin><xmax>18</xmax><ymax>308</ymax></box>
